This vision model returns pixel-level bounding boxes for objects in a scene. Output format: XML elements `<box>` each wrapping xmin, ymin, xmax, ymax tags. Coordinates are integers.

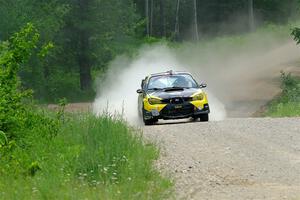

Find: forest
<box><xmin>0</xmin><ymin>0</ymin><xmax>299</xmax><ymax>102</ymax></box>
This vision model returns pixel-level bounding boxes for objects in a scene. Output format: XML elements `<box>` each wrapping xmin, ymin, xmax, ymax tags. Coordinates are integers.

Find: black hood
<box><xmin>147</xmin><ymin>88</ymin><xmax>201</xmax><ymax>99</ymax></box>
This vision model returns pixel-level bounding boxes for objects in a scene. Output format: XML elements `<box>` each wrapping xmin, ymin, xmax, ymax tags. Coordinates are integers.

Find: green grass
<box><xmin>265</xmin><ymin>102</ymin><xmax>300</xmax><ymax>117</ymax></box>
<box><xmin>0</xmin><ymin>113</ymin><xmax>172</xmax><ymax>199</ymax></box>
<box><xmin>264</xmin><ymin>73</ymin><xmax>300</xmax><ymax>117</ymax></box>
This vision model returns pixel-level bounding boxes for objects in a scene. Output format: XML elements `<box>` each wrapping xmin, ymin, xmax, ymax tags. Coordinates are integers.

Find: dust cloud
<box><xmin>93</xmin><ymin>45</ymin><xmax>227</xmax><ymax>125</ymax></box>
<box><xmin>93</xmin><ymin>31</ymin><xmax>300</xmax><ymax>124</ymax></box>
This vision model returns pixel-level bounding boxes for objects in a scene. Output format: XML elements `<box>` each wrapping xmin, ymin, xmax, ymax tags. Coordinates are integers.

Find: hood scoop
<box><xmin>164</xmin><ymin>87</ymin><xmax>184</xmax><ymax>92</ymax></box>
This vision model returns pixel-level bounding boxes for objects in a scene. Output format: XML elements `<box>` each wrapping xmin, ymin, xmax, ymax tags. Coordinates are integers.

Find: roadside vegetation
<box><xmin>0</xmin><ymin>24</ymin><xmax>172</xmax><ymax>200</ymax></box>
<box><xmin>0</xmin><ymin>114</ymin><xmax>172</xmax><ymax>199</ymax></box>
<box><xmin>264</xmin><ymin>24</ymin><xmax>300</xmax><ymax>117</ymax></box>
<box><xmin>264</xmin><ymin>72</ymin><xmax>300</xmax><ymax>117</ymax></box>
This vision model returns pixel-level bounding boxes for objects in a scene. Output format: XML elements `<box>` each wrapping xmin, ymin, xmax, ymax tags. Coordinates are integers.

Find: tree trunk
<box><xmin>193</xmin><ymin>0</ymin><xmax>199</xmax><ymax>41</ymax></box>
<box><xmin>43</xmin><ymin>62</ymin><xmax>50</xmax><ymax>79</ymax></box>
<box><xmin>78</xmin><ymin>0</ymin><xmax>92</xmax><ymax>90</ymax></box>
<box><xmin>150</xmin><ymin>0</ymin><xmax>153</xmax><ymax>36</ymax></box>
<box><xmin>160</xmin><ymin>0</ymin><xmax>166</xmax><ymax>37</ymax></box>
<box><xmin>78</xmin><ymin>30</ymin><xmax>92</xmax><ymax>90</ymax></box>
<box><xmin>174</xmin><ymin>0</ymin><xmax>180</xmax><ymax>40</ymax></box>
<box><xmin>145</xmin><ymin>0</ymin><xmax>149</xmax><ymax>36</ymax></box>
<box><xmin>248</xmin><ymin>0</ymin><xmax>255</xmax><ymax>31</ymax></box>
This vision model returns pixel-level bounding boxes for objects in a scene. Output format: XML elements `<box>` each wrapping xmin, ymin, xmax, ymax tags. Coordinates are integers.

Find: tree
<box><xmin>60</xmin><ymin>0</ymin><xmax>139</xmax><ymax>92</ymax></box>
<box><xmin>77</xmin><ymin>0</ymin><xmax>92</xmax><ymax>90</ymax></box>
<box><xmin>1</xmin><ymin>0</ymin><xmax>298</xmax><ymax>101</ymax></box>
<box><xmin>150</xmin><ymin>0</ymin><xmax>154</xmax><ymax>36</ymax></box>
<box><xmin>193</xmin><ymin>0</ymin><xmax>199</xmax><ymax>40</ymax></box>
<box><xmin>248</xmin><ymin>0</ymin><xmax>255</xmax><ymax>31</ymax></box>
<box><xmin>174</xmin><ymin>0</ymin><xmax>181</xmax><ymax>40</ymax></box>
<box><xmin>160</xmin><ymin>0</ymin><xmax>166</xmax><ymax>37</ymax></box>
<box><xmin>0</xmin><ymin>0</ymin><xmax>69</xmax><ymax>99</ymax></box>
<box><xmin>145</xmin><ymin>0</ymin><xmax>149</xmax><ymax>36</ymax></box>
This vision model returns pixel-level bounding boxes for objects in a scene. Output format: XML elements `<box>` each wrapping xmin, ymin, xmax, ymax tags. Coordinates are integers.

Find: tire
<box><xmin>200</xmin><ymin>114</ymin><xmax>209</xmax><ymax>122</ymax></box>
<box><xmin>143</xmin><ymin>117</ymin><xmax>158</xmax><ymax>125</ymax></box>
<box><xmin>192</xmin><ymin>115</ymin><xmax>200</xmax><ymax>121</ymax></box>
<box><xmin>142</xmin><ymin>106</ymin><xmax>157</xmax><ymax>125</ymax></box>
<box><xmin>144</xmin><ymin>119</ymin><xmax>154</xmax><ymax>125</ymax></box>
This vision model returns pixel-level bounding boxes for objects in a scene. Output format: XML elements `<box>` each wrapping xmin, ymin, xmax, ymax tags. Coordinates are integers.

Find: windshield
<box><xmin>147</xmin><ymin>74</ymin><xmax>198</xmax><ymax>90</ymax></box>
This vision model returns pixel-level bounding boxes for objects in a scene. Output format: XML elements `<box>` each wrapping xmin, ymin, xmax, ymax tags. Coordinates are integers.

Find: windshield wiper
<box><xmin>148</xmin><ymin>88</ymin><xmax>163</xmax><ymax>91</ymax></box>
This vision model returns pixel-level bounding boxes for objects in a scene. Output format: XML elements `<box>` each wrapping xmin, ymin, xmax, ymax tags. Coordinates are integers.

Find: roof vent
<box><xmin>167</xmin><ymin>70</ymin><xmax>174</xmax><ymax>75</ymax></box>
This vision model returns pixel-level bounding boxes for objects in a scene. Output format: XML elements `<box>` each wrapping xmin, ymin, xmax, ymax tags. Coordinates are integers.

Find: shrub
<box><xmin>0</xmin><ymin>23</ymin><xmax>39</xmax><ymax>138</ymax></box>
<box><xmin>280</xmin><ymin>71</ymin><xmax>300</xmax><ymax>102</ymax></box>
<box><xmin>265</xmin><ymin>72</ymin><xmax>300</xmax><ymax>117</ymax></box>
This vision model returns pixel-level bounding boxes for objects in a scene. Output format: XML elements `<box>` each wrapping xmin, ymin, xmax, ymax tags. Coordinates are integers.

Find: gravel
<box><xmin>143</xmin><ymin>118</ymin><xmax>300</xmax><ymax>200</ymax></box>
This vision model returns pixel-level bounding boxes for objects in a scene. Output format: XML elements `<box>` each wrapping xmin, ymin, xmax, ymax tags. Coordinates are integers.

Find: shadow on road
<box><xmin>152</xmin><ymin>118</ymin><xmax>204</xmax><ymax>126</ymax></box>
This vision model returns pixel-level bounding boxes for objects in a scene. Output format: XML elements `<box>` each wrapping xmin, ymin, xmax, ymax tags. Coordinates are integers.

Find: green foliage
<box><xmin>279</xmin><ymin>71</ymin><xmax>300</xmax><ymax>102</ymax></box>
<box><xmin>0</xmin><ymin>0</ymin><xmax>142</xmax><ymax>102</ymax></box>
<box><xmin>0</xmin><ymin>23</ymin><xmax>39</xmax><ymax>137</ymax></box>
<box><xmin>291</xmin><ymin>27</ymin><xmax>300</xmax><ymax>44</ymax></box>
<box><xmin>45</xmin><ymin>71</ymin><xmax>88</xmax><ymax>102</ymax></box>
<box><xmin>0</xmin><ymin>130</ymin><xmax>8</xmax><ymax>147</ymax></box>
<box><xmin>38</xmin><ymin>42</ymin><xmax>54</xmax><ymax>58</ymax></box>
<box><xmin>24</xmin><ymin>108</ymin><xmax>61</xmax><ymax>139</ymax></box>
<box><xmin>0</xmin><ymin>114</ymin><xmax>172</xmax><ymax>199</ymax></box>
<box><xmin>28</xmin><ymin>161</ymin><xmax>41</xmax><ymax>176</ymax></box>
<box><xmin>0</xmin><ymin>23</ymin><xmax>62</xmax><ymax>143</ymax></box>
<box><xmin>265</xmin><ymin>72</ymin><xmax>300</xmax><ymax>117</ymax></box>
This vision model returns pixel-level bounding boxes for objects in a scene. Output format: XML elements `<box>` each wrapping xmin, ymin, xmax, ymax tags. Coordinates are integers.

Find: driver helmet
<box><xmin>174</xmin><ymin>76</ymin><xmax>189</xmax><ymax>87</ymax></box>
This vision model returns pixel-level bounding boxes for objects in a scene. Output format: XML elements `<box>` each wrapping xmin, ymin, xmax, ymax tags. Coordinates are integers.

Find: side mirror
<box><xmin>136</xmin><ymin>89</ymin><xmax>143</xmax><ymax>94</ymax></box>
<box><xmin>141</xmin><ymin>79</ymin><xmax>145</xmax><ymax>88</ymax></box>
<box><xmin>199</xmin><ymin>83</ymin><xmax>207</xmax><ymax>88</ymax></box>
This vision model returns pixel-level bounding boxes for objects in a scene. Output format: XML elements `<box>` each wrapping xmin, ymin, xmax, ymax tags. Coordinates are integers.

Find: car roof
<box><xmin>148</xmin><ymin>70</ymin><xmax>192</xmax><ymax>78</ymax></box>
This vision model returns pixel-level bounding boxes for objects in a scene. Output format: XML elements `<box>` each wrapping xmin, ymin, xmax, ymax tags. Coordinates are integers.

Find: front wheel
<box><xmin>143</xmin><ymin>117</ymin><xmax>158</xmax><ymax>125</ymax></box>
<box><xmin>143</xmin><ymin>118</ymin><xmax>157</xmax><ymax>125</ymax></box>
<box><xmin>192</xmin><ymin>116</ymin><xmax>200</xmax><ymax>121</ymax></box>
<box><xmin>199</xmin><ymin>114</ymin><xmax>209</xmax><ymax>122</ymax></box>
<box><xmin>142</xmin><ymin>107</ymin><xmax>158</xmax><ymax>125</ymax></box>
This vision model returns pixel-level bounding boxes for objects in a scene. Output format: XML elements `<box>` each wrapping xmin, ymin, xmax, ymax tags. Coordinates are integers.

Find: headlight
<box><xmin>148</xmin><ymin>98</ymin><xmax>162</xmax><ymax>105</ymax></box>
<box><xmin>192</xmin><ymin>93</ymin><xmax>204</xmax><ymax>101</ymax></box>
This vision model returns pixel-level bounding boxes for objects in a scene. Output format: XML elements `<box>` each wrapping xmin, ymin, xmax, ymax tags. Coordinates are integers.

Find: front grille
<box><xmin>183</xmin><ymin>97</ymin><xmax>193</xmax><ymax>101</ymax></box>
<box><xmin>161</xmin><ymin>104</ymin><xmax>194</xmax><ymax>117</ymax></box>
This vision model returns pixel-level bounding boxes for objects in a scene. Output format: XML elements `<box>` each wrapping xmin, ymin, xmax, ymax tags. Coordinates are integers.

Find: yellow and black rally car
<box><xmin>137</xmin><ymin>70</ymin><xmax>210</xmax><ymax>125</ymax></box>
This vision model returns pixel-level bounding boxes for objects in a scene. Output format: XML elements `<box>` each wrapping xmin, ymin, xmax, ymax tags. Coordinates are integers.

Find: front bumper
<box><xmin>143</xmin><ymin>103</ymin><xmax>210</xmax><ymax>120</ymax></box>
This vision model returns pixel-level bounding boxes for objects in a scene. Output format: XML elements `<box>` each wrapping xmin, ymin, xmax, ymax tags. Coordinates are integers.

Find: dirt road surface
<box><xmin>143</xmin><ymin>118</ymin><xmax>300</xmax><ymax>200</ymax></box>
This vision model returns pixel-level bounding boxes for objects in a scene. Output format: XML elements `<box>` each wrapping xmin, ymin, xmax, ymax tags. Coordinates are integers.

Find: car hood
<box><xmin>147</xmin><ymin>88</ymin><xmax>202</xmax><ymax>99</ymax></box>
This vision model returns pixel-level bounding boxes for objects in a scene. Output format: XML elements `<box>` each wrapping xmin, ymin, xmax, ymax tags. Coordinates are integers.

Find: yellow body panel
<box><xmin>190</xmin><ymin>93</ymin><xmax>209</xmax><ymax>109</ymax></box>
<box><xmin>143</xmin><ymin>97</ymin><xmax>167</xmax><ymax>112</ymax></box>
<box><xmin>143</xmin><ymin>92</ymin><xmax>208</xmax><ymax>112</ymax></box>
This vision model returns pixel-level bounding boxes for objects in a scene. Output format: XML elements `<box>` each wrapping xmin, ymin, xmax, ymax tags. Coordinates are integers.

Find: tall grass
<box><xmin>0</xmin><ymin>113</ymin><xmax>172</xmax><ymax>199</ymax></box>
<box><xmin>265</xmin><ymin>72</ymin><xmax>300</xmax><ymax>117</ymax></box>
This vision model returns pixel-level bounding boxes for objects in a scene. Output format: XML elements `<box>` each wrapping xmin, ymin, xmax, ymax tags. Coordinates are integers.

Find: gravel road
<box><xmin>143</xmin><ymin>118</ymin><xmax>300</xmax><ymax>200</ymax></box>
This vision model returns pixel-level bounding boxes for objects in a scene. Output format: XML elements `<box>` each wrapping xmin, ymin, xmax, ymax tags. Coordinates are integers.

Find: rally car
<box><xmin>137</xmin><ymin>70</ymin><xmax>210</xmax><ymax>125</ymax></box>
